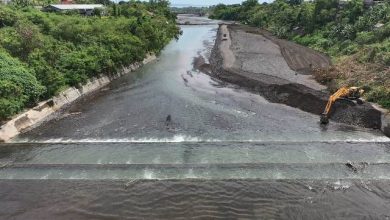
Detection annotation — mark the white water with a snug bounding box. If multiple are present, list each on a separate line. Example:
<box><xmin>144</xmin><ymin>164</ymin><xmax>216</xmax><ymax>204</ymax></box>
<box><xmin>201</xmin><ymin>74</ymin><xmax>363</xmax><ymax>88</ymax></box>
<box><xmin>15</xmin><ymin>134</ymin><xmax>390</xmax><ymax>144</ymax></box>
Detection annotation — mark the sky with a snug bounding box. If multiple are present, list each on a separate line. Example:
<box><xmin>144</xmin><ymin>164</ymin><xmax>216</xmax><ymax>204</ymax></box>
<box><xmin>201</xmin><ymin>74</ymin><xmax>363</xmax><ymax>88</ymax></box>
<box><xmin>170</xmin><ymin>0</ymin><xmax>274</xmax><ymax>7</ymax></box>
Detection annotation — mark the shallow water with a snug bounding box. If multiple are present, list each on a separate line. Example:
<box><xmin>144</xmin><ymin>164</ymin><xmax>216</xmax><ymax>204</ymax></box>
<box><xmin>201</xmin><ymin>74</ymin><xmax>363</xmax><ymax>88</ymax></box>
<box><xmin>1</xmin><ymin>142</ymin><xmax>390</xmax><ymax>180</ymax></box>
<box><xmin>1</xmin><ymin>179</ymin><xmax>390</xmax><ymax>220</ymax></box>
<box><xmin>1</xmin><ymin>21</ymin><xmax>390</xmax><ymax>219</ymax></box>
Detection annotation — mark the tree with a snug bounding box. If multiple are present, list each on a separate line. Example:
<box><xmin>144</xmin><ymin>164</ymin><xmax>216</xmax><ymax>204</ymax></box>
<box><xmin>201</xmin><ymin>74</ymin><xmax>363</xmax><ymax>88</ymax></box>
<box><xmin>11</xmin><ymin>0</ymin><xmax>31</xmax><ymax>7</ymax></box>
<box><xmin>242</xmin><ymin>0</ymin><xmax>258</xmax><ymax>9</ymax></box>
<box><xmin>313</xmin><ymin>0</ymin><xmax>338</xmax><ymax>26</ymax></box>
<box><xmin>0</xmin><ymin>50</ymin><xmax>45</xmax><ymax>120</ymax></box>
<box><xmin>297</xmin><ymin>2</ymin><xmax>315</xmax><ymax>32</ymax></box>
<box><xmin>344</xmin><ymin>0</ymin><xmax>364</xmax><ymax>23</ymax></box>
<box><xmin>287</xmin><ymin>0</ymin><xmax>303</xmax><ymax>5</ymax></box>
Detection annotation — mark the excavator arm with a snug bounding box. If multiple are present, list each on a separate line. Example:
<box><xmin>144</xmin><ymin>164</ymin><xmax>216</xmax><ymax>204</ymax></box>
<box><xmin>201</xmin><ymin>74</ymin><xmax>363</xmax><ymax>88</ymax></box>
<box><xmin>323</xmin><ymin>87</ymin><xmax>350</xmax><ymax>117</ymax></box>
<box><xmin>320</xmin><ymin>87</ymin><xmax>364</xmax><ymax>124</ymax></box>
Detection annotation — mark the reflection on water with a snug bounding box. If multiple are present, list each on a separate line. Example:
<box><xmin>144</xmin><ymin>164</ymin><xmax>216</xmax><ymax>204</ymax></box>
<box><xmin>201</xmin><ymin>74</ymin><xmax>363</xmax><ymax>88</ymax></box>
<box><xmin>0</xmin><ymin>179</ymin><xmax>390</xmax><ymax>220</ymax></box>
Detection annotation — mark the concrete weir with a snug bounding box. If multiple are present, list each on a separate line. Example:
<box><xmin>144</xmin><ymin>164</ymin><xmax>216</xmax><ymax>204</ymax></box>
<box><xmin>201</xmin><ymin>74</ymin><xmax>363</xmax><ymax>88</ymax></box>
<box><xmin>210</xmin><ymin>24</ymin><xmax>390</xmax><ymax>137</ymax></box>
<box><xmin>0</xmin><ymin>54</ymin><xmax>156</xmax><ymax>142</ymax></box>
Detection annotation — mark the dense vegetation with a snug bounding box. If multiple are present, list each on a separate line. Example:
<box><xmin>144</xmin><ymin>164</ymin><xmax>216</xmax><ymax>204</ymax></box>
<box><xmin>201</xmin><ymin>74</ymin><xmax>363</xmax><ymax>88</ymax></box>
<box><xmin>0</xmin><ymin>1</ymin><xmax>180</xmax><ymax>121</ymax></box>
<box><xmin>210</xmin><ymin>0</ymin><xmax>390</xmax><ymax>108</ymax></box>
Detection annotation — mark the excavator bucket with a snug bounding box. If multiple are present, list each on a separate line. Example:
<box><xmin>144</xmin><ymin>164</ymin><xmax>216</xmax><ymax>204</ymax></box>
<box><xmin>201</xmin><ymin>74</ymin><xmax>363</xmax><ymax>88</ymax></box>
<box><xmin>320</xmin><ymin>114</ymin><xmax>329</xmax><ymax>124</ymax></box>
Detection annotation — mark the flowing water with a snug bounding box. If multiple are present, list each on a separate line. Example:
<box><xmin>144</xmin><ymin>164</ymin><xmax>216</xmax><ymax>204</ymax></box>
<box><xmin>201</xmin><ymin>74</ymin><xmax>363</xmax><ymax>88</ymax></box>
<box><xmin>1</xmin><ymin>20</ymin><xmax>390</xmax><ymax>219</ymax></box>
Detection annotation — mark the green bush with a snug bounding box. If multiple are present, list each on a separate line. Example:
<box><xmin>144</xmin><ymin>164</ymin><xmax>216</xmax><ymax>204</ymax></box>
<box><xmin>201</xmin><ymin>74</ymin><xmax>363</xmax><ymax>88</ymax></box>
<box><xmin>293</xmin><ymin>33</ymin><xmax>327</xmax><ymax>48</ymax></box>
<box><xmin>355</xmin><ymin>31</ymin><xmax>376</xmax><ymax>44</ymax></box>
<box><xmin>375</xmin><ymin>23</ymin><xmax>390</xmax><ymax>42</ymax></box>
<box><xmin>366</xmin><ymin>86</ymin><xmax>390</xmax><ymax>109</ymax></box>
<box><xmin>341</xmin><ymin>42</ymin><xmax>359</xmax><ymax>55</ymax></box>
<box><xmin>0</xmin><ymin>98</ymin><xmax>24</xmax><ymax>120</ymax></box>
<box><xmin>0</xmin><ymin>3</ymin><xmax>181</xmax><ymax>120</ymax></box>
<box><xmin>0</xmin><ymin>51</ymin><xmax>45</xmax><ymax>120</ymax></box>
<box><xmin>0</xmin><ymin>6</ymin><xmax>20</xmax><ymax>27</ymax></box>
<box><xmin>375</xmin><ymin>51</ymin><xmax>390</xmax><ymax>65</ymax></box>
<box><xmin>0</xmin><ymin>51</ymin><xmax>45</xmax><ymax>103</ymax></box>
<box><xmin>28</xmin><ymin>50</ymin><xmax>66</xmax><ymax>98</ymax></box>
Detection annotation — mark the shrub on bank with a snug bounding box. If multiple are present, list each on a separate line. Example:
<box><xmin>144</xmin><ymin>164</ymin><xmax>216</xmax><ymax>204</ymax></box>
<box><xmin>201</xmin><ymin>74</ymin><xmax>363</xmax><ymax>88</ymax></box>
<box><xmin>0</xmin><ymin>51</ymin><xmax>45</xmax><ymax>120</ymax></box>
<box><xmin>0</xmin><ymin>2</ymin><xmax>179</xmax><ymax>121</ymax></box>
<box><xmin>366</xmin><ymin>86</ymin><xmax>390</xmax><ymax>109</ymax></box>
<box><xmin>0</xmin><ymin>3</ymin><xmax>180</xmax><ymax>121</ymax></box>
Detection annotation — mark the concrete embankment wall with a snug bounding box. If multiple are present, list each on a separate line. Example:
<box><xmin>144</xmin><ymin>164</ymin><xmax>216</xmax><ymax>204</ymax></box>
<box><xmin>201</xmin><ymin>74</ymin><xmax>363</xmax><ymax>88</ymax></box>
<box><xmin>0</xmin><ymin>54</ymin><xmax>156</xmax><ymax>142</ymax></box>
<box><xmin>383</xmin><ymin>115</ymin><xmax>390</xmax><ymax>137</ymax></box>
<box><xmin>210</xmin><ymin>24</ymin><xmax>390</xmax><ymax>137</ymax></box>
<box><xmin>374</xmin><ymin>105</ymin><xmax>390</xmax><ymax>137</ymax></box>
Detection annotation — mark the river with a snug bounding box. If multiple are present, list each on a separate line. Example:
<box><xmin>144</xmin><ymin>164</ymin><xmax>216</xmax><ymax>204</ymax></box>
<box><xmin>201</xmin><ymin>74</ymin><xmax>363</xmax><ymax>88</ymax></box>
<box><xmin>0</xmin><ymin>21</ymin><xmax>390</xmax><ymax>219</ymax></box>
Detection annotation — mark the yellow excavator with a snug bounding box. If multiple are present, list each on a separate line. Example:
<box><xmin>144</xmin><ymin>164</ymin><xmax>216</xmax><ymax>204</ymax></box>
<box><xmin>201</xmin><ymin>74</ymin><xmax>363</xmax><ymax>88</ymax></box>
<box><xmin>320</xmin><ymin>86</ymin><xmax>365</xmax><ymax>124</ymax></box>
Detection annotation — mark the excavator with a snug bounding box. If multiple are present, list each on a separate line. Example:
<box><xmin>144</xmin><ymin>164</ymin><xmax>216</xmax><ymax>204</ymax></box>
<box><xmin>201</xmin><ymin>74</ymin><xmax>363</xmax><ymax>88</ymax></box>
<box><xmin>320</xmin><ymin>86</ymin><xmax>365</xmax><ymax>124</ymax></box>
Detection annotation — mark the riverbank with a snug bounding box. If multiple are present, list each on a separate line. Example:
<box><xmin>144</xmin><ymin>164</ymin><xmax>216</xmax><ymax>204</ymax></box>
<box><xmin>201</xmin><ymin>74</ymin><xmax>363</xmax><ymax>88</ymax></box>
<box><xmin>0</xmin><ymin>55</ymin><xmax>156</xmax><ymax>142</ymax></box>
<box><xmin>176</xmin><ymin>14</ymin><xmax>221</xmax><ymax>25</ymax></box>
<box><xmin>0</xmin><ymin>5</ymin><xmax>180</xmax><ymax>125</ymax></box>
<box><xmin>209</xmin><ymin>24</ymin><xmax>390</xmax><ymax>137</ymax></box>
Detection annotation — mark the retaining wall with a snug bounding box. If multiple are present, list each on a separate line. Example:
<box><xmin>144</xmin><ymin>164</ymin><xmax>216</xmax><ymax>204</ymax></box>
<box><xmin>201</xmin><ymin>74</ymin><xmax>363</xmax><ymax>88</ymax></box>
<box><xmin>0</xmin><ymin>54</ymin><xmax>156</xmax><ymax>142</ymax></box>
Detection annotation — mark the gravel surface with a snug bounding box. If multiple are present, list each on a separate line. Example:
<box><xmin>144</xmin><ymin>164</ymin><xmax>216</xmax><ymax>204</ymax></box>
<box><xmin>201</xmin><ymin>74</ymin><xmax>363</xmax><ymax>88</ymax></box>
<box><xmin>224</xmin><ymin>24</ymin><xmax>326</xmax><ymax>91</ymax></box>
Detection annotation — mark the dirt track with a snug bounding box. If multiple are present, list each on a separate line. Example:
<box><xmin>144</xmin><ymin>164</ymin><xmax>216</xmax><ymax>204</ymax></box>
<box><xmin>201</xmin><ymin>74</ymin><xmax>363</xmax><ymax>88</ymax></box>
<box><xmin>226</xmin><ymin>25</ymin><xmax>326</xmax><ymax>90</ymax></box>
<box><xmin>209</xmin><ymin>24</ymin><xmax>383</xmax><ymax>130</ymax></box>
<box><xmin>237</xmin><ymin>25</ymin><xmax>332</xmax><ymax>74</ymax></box>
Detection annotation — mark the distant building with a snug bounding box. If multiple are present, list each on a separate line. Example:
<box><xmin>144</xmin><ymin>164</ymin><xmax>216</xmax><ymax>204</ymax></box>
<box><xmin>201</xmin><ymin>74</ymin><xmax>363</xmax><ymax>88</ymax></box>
<box><xmin>44</xmin><ymin>4</ymin><xmax>104</xmax><ymax>15</ymax></box>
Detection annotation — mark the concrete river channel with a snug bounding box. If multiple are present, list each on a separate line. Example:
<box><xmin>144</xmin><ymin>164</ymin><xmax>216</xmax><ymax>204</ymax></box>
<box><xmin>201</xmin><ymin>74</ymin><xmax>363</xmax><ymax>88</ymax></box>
<box><xmin>0</xmin><ymin>18</ymin><xmax>390</xmax><ymax>219</ymax></box>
